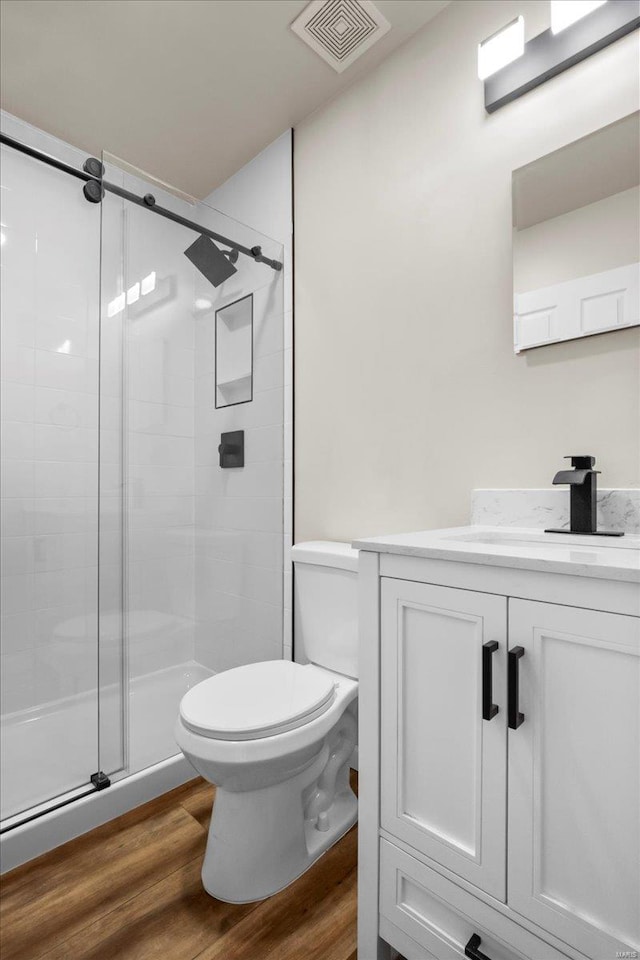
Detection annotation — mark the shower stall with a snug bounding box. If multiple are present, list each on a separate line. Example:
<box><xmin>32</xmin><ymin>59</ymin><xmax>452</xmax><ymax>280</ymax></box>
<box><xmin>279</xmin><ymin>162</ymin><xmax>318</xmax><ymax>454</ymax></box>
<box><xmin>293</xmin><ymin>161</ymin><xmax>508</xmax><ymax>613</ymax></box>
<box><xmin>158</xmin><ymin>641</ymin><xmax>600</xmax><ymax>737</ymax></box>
<box><xmin>0</xmin><ymin>112</ymin><xmax>287</xmax><ymax>866</ymax></box>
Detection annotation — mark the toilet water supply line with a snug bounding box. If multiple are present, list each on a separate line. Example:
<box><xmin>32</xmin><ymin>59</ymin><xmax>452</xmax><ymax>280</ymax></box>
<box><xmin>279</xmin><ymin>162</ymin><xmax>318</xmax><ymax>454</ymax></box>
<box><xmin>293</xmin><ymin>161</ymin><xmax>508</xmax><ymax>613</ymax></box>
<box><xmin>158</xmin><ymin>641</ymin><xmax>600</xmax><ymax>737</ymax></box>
<box><xmin>304</xmin><ymin>709</ymin><xmax>357</xmax><ymax>832</ymax></box>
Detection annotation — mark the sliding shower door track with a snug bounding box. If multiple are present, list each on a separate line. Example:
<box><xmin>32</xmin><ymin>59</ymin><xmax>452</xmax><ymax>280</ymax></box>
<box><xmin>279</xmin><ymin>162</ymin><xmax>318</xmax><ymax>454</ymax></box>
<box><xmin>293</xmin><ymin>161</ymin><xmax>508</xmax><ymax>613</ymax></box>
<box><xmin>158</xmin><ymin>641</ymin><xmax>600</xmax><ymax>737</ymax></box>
<box><xmin>0</xmin><ymin>132</ymin><xmax>283</xmax><ymax>272</ymax></box>
<box><xmin>0</xmin><ymin>774</ymin><xmax>113</xmax><ymax>835</ymax></box>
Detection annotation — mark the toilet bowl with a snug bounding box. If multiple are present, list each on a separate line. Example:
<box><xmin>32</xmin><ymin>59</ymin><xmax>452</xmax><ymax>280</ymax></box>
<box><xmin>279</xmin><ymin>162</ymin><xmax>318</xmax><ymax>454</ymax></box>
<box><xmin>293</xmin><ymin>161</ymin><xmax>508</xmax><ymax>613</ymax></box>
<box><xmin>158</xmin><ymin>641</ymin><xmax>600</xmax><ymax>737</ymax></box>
<box><xmin>175</xmin><ymin>540</ymin><xmax>359</xmax><ymax>903</ymax></box>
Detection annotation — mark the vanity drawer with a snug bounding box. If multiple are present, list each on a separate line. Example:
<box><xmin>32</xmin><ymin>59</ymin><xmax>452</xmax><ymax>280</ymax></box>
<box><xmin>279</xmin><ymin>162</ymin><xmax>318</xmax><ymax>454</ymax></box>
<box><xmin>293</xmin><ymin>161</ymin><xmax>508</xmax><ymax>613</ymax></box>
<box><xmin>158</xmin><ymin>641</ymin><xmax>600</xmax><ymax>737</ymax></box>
<box><xmin>379</xmin><ymin>840</ymin><xmax>573</xmax><ymax>960</ymax></box>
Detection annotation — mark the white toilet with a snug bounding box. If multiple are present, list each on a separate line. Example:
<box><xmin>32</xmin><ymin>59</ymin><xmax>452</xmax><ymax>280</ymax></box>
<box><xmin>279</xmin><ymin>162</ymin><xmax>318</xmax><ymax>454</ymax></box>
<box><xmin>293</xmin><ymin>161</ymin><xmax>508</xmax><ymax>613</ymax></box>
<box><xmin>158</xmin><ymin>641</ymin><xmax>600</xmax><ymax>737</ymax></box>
<box><xmin>175</xmin><ymin>540</ymin><xmax>359</xmax><ymax>903</ymax></box>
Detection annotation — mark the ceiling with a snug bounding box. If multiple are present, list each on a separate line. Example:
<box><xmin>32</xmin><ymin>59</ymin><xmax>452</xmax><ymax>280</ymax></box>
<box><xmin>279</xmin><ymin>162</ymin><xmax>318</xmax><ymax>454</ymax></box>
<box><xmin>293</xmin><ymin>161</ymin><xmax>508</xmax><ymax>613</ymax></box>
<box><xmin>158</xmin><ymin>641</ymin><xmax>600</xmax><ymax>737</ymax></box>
<box><xmin>0</xmin><ymin>0</ymin><xmax>449</xmax><ymax>198</ymax></box>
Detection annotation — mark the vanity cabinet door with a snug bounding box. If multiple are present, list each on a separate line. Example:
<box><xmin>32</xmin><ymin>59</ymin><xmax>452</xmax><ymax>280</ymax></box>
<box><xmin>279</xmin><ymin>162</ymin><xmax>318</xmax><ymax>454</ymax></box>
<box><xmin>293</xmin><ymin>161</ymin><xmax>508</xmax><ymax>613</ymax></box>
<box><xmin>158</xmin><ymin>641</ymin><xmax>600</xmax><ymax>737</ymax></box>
<box><xmin>381</xmin><ymin>579</ymin><xmax>507</xmax><ymax>901</ymax></box>
<box><xmin>508</xmin><ymin>600</ymin><xmax>640</xmax><ymax>960</ymax></box>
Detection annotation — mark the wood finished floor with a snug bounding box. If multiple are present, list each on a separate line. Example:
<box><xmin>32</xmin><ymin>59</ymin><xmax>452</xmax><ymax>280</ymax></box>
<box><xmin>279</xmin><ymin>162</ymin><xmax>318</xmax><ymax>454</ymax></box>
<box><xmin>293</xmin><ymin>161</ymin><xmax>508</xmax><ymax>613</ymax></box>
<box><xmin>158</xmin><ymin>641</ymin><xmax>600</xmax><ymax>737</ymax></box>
<box><xmin>0</xmin><ymin>775</ymin><xmax>358</xmax><ymax>960</ymax></box>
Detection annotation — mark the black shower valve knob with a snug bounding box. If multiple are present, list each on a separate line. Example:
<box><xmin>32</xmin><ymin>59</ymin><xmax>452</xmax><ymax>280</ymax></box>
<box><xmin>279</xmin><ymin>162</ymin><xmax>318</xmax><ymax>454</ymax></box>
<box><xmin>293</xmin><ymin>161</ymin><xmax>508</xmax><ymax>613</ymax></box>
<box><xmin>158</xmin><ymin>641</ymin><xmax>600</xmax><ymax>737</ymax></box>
<box><xmin>218</xmin><ymin>431</ymin><xmax>244</xmax><ymax>468</ymax></box>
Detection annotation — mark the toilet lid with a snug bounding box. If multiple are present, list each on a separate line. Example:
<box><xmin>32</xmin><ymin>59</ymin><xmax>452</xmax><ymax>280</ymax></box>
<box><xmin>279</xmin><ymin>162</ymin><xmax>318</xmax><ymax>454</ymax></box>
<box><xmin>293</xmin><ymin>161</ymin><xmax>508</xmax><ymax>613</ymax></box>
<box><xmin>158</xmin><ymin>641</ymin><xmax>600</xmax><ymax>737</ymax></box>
<box><xmin>179</xmin><ymin>661</ymin><xmax>336</xmax><ymax>740</ymax></box>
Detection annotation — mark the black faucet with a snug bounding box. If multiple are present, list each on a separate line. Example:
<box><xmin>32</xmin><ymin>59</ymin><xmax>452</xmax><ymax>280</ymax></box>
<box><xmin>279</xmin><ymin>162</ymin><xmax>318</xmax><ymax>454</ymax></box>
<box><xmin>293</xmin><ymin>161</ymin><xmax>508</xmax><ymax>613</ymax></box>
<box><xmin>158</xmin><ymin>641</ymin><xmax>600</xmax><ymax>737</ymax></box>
<box><xmin>545</xmin><ymin>455</ymin><xmax>623</xmax><ymax>537</ymax></box>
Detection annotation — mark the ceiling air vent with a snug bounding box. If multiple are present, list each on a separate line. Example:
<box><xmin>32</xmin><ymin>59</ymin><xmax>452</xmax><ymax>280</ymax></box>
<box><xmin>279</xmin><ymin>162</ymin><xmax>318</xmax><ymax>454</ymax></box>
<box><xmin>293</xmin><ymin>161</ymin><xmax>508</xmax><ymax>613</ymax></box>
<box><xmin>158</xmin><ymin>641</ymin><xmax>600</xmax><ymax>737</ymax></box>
<box><xmin>290</xmin><ymin>0</ymin><xmax>391</xmax><ymax>73</ymax></box>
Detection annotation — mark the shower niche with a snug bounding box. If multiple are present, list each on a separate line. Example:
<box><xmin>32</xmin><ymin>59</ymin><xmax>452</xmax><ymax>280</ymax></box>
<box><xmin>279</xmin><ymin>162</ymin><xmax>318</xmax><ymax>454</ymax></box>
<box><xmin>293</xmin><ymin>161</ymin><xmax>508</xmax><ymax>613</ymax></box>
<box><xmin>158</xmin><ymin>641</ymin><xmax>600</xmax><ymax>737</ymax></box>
<box><xmin>215</xmin><ymin>293</ymin><xmax>253</xmax><ymax>407</ymax></box>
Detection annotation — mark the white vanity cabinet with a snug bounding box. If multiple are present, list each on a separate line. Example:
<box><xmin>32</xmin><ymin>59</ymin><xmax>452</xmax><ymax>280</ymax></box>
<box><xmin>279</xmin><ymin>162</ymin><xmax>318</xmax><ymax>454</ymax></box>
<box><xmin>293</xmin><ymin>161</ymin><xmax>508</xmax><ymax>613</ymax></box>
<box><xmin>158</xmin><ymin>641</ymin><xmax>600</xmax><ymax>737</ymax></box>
<box><xmin>380</xmin><ymin>580</ymin><xmax>508</xmax><ymax>901</ymax></box>
<box><xmin>355</xmin><ymin>528</ymin><xmax>640</xmax><ymax>960</ymax></box>
<box><xmin>507</xmin><ymin>600</ymin><xmax>640</xmax><ymax>959</ymax></box>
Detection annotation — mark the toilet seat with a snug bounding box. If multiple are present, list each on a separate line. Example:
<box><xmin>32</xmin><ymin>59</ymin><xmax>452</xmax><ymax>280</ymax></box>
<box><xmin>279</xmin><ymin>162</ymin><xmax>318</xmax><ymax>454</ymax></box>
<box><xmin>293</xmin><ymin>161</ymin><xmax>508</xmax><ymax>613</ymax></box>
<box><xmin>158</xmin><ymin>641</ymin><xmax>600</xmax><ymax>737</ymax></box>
<box><xmin>179</xmin><ymin>660</ymin><xmax>336</xmax><ymax>741</ymax></box>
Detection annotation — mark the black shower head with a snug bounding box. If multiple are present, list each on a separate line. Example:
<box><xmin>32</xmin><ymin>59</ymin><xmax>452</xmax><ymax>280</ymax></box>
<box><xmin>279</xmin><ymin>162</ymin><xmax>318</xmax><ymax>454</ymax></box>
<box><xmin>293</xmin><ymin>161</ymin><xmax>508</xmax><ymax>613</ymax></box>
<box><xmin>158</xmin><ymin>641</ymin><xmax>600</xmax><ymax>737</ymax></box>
<box><xmin>184</xmin><ymin>234</ymin><xmax>238</xmax><ymax>288</ymax></box>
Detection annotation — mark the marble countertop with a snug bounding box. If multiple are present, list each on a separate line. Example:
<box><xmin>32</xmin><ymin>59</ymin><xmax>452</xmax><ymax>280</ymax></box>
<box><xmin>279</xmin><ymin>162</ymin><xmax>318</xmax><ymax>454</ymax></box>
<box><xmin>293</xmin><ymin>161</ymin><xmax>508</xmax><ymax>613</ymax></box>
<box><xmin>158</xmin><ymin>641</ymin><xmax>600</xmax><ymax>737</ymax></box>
<box><xmin>352</xmin><ymin>526</ymin><xmax>640</xmax><ymax>583</ymax></box>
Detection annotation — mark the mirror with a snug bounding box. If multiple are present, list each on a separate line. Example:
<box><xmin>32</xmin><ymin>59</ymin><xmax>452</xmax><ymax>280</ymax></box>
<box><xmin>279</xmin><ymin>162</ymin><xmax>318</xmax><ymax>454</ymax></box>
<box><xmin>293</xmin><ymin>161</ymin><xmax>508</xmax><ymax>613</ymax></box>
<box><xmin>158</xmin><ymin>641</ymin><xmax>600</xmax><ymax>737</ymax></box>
<box><xmin>512</xmin><ymin>112</ymin><xmax>639</xmax><ymax>353</ymax></box>
<box><xmin>215</xmin><ymin>293</ymin><xmax>253</xmax><ymax>408</ymax></box>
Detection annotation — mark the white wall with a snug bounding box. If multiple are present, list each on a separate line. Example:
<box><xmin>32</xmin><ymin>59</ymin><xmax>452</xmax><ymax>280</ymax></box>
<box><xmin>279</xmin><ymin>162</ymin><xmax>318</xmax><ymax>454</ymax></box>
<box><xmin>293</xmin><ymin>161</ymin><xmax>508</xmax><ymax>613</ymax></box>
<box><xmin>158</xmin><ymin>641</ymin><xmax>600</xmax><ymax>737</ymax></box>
<box><xmin>294</xmin><ymin>1</ymin><xmax>640</xmax><ymax>542</ymax></box>
<box><xmin>195</xmin><ymin>131</ymin><xmax>294</xmax><ymax>666</ymax></box>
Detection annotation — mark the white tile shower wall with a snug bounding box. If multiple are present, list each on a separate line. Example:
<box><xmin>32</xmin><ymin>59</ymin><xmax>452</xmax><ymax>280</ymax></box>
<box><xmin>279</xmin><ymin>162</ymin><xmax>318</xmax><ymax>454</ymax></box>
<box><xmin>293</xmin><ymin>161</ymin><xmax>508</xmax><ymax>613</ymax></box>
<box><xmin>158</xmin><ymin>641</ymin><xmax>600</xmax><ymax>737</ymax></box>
<box><xmin>195</xmin><ymin>131</ymin><xmax>293</xmax><ymax>670</ymax></box>
<box><xmin>107</xmin><ymin>188</ymin><xmax>198</xmax><ymax>679</ymax></box>
<box><xmin>193</xmin><ymin>274</ymin><xmax>285</xmax><ymax>672</ymax></box>
<box><xmin>1</xmin><ymin>113</ymin><xmax>101</xmax><ymax>714</ymax></box>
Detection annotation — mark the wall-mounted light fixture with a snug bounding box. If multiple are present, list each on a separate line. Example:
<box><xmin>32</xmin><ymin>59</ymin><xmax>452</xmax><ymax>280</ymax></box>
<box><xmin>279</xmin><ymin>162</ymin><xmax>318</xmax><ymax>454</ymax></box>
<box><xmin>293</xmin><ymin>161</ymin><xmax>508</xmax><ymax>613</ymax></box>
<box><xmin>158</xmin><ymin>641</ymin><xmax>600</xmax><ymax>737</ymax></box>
<box><xmin>551</xmin><ymin>0</ymin><xmax>607</xmax><ymax>34</ymax></box>
<box><xmin>482</xmin><ymin>0</ymin><xmax>639</xmax><ymax>113</ymax></box>
<box><xmin>478</xmin><ymin>17</ymin><xmax>525</xmax><ymax>79</ymax></box>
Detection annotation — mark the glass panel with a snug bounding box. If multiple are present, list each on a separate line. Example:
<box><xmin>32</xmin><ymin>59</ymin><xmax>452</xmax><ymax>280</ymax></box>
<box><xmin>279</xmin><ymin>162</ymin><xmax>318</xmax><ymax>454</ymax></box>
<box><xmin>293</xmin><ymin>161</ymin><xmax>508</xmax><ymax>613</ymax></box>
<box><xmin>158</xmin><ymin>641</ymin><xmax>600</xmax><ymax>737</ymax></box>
<box><xmin>0</xmin><ymin>118</ymin><xmax>101</xmax><ymax>821</ymax></box>
<box><xmin>0</xmin><ymin>122</ymin><xmax>284</xmax><ymax>823</ymax></box>
<box><xmin>99</xmin><ymin>153</ymin><xmax>284</xmax><ymax>776</ymax></box>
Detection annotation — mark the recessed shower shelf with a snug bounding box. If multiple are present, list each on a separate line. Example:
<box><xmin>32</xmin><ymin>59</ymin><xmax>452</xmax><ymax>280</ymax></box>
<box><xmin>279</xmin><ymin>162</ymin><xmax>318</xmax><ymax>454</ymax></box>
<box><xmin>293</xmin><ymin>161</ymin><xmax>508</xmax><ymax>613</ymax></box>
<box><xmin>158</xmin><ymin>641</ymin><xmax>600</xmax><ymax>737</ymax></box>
<box><xmin>218</xmin><ymin>374</ymin><xmax>251</xmax><ymax>390</ymax></box>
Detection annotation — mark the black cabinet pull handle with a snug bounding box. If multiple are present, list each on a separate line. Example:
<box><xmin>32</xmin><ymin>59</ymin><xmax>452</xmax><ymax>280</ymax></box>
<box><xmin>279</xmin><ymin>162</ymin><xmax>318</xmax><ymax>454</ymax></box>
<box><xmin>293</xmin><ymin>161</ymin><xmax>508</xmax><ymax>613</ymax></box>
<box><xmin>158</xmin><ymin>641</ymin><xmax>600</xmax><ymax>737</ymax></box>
<box><xmin>465</xmin><ymin>933</ymin><xmax>494</xmax><ymax>960</ymax></box>
<box><xmin>482</xmin><ymin>641</ymin><xmax>499</xmax><ymax>721</ymax></box>
<box><xmin>508</xmin><ymin>646</ymin><xmax>525</xmax><ymax>729</ymax></box>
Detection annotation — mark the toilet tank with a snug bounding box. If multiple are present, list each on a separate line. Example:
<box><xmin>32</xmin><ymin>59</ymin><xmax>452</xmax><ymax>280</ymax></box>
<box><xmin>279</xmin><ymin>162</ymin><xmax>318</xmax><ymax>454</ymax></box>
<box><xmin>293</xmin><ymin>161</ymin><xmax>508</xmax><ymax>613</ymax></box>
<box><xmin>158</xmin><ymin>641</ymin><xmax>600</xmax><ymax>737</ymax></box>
<box><xmin>291</xmin><ymin>541</ymin><xmax>359</xmax><ymax>680</ymax></box>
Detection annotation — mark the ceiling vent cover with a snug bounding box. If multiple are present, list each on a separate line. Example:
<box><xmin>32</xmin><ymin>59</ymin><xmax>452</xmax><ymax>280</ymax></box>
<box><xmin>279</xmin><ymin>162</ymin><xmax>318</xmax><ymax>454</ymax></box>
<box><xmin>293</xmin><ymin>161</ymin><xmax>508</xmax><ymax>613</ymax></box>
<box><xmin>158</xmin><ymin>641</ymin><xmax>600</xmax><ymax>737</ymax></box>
<box><xmin>291</xmin><ymin>0</ymin><xmax>391</xmax><ymax>73</ymax></box>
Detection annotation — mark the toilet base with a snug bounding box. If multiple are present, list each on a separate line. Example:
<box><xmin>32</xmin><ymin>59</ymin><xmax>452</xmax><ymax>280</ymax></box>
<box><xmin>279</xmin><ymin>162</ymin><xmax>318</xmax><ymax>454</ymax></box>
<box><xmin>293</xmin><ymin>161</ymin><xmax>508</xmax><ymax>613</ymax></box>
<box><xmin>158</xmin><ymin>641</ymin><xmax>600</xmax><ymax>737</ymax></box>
<box><xmin>201</xmin><ymin>748</ymin><xmax>357</xmax><ymax>903</ymax></box>
<box><xmin>303</xmin><ymin>781</ymin><xmax>358</xmax><ymax>864</ymax></box>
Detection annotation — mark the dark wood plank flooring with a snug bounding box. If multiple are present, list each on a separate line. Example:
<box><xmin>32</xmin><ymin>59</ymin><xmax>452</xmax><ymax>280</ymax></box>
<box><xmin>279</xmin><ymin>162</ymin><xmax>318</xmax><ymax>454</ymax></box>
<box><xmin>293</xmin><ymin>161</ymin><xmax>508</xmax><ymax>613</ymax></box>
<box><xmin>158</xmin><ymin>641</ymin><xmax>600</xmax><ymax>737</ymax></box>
<box><xmin>0</xmin><ymin>775</ymin><xmax>358</xmax><ymax>960</ymax></box>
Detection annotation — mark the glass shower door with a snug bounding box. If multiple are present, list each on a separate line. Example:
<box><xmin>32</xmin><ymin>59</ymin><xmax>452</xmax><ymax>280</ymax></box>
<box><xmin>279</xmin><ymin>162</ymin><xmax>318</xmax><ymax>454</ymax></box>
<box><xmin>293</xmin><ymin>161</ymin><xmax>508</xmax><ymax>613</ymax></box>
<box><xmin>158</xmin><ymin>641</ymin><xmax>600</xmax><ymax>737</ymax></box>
<box><xmin>99</xmin><ymin>152</ymin><xmax>285</xmax><ymax>778</ymax></box>
<box><xmin>0</xmin><ymin>122</ymin><xmax>103</xmax><ymax>824</ymax></box>
<box><xmin>1</xmin><ymin>120</ymin><xmax>285</xmax><ymax>828</ymax></box>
